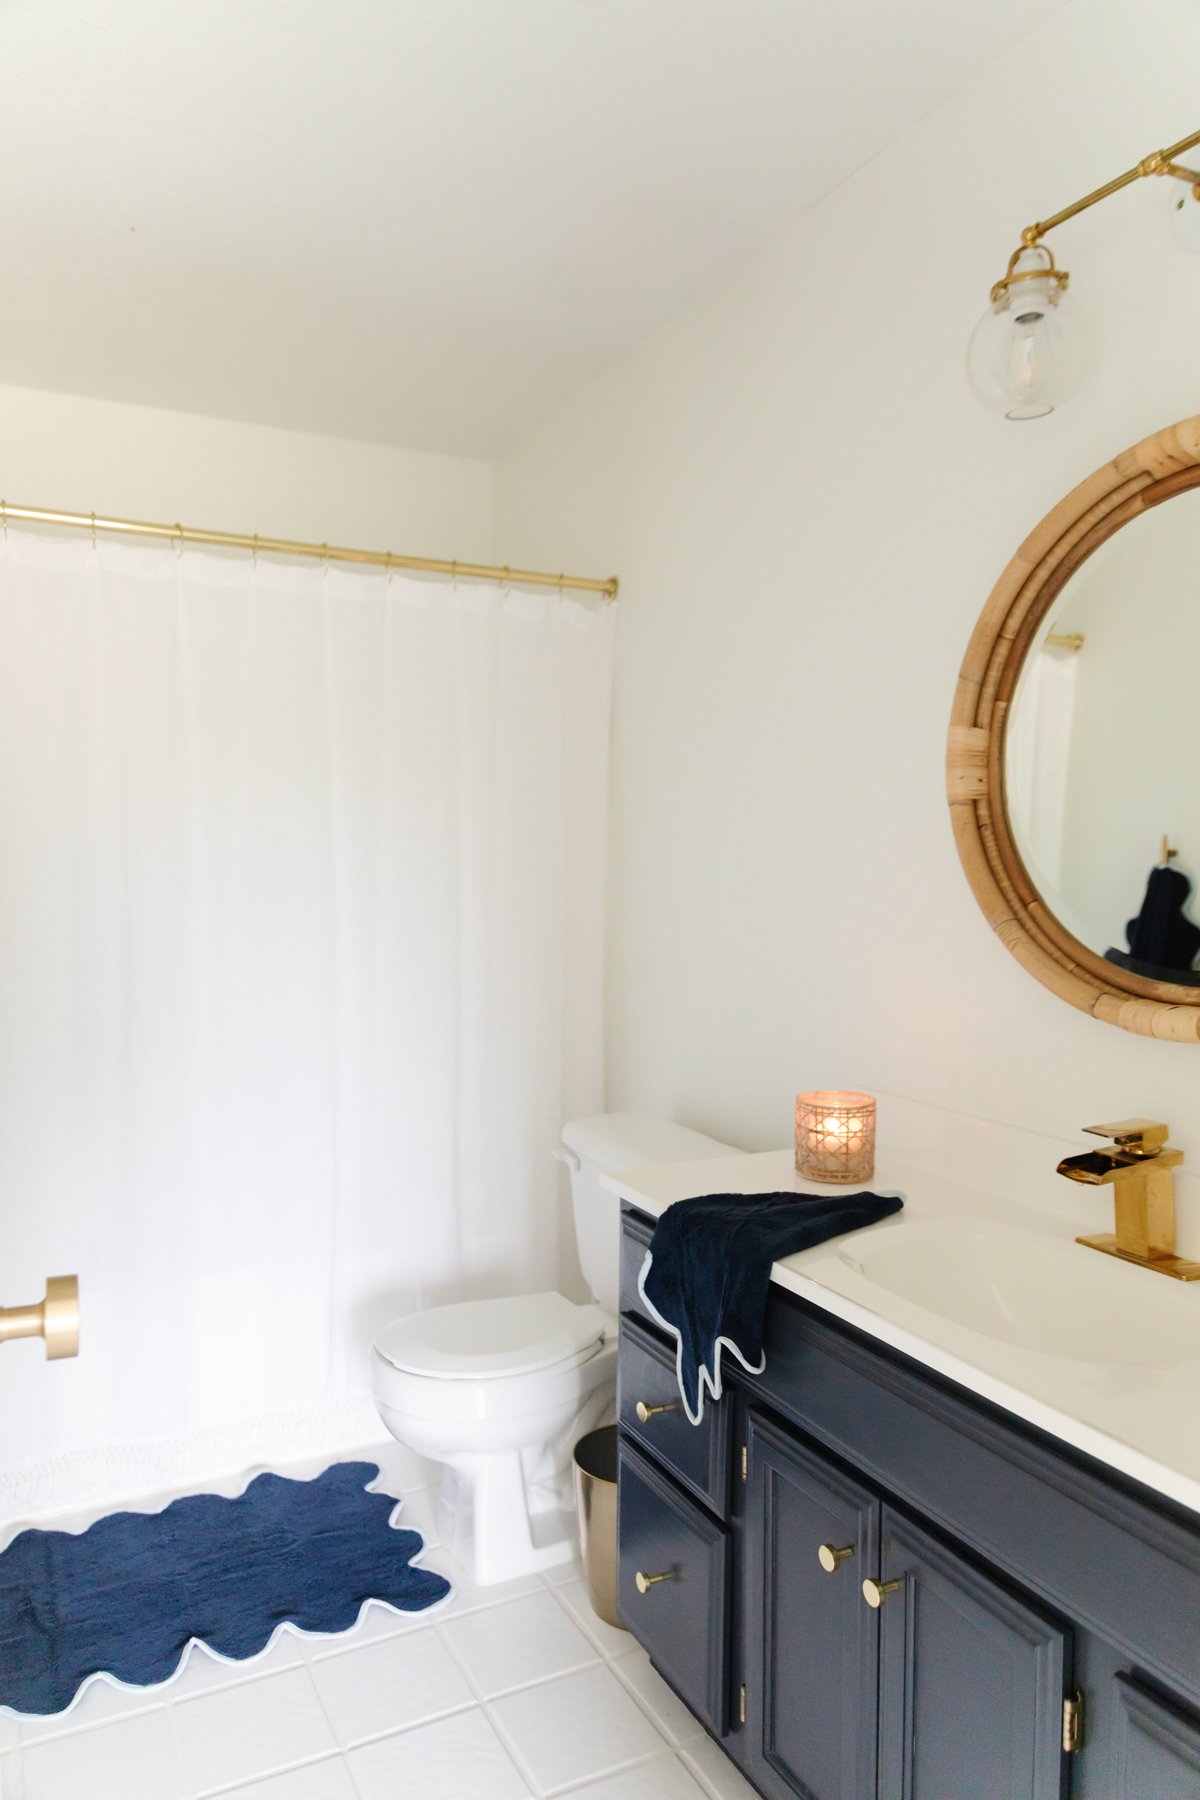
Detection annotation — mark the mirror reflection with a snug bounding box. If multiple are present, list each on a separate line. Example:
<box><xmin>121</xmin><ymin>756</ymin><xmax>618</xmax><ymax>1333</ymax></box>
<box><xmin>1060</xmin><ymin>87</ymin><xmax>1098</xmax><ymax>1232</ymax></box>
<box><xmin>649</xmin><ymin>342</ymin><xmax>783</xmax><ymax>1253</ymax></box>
<box><xmin>1005</xmin><ymin>486</ymin><xmax>1200</xmax><ymax>988</ymax></box>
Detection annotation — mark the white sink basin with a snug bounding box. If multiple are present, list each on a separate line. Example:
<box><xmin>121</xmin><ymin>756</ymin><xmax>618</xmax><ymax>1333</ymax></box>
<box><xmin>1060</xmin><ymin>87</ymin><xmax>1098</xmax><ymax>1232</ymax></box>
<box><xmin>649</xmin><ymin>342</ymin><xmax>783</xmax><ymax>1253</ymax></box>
<box><xmin>829</xmin><ymin>1220</ymin><xmax>1200</xmax><ymax>1367</ymax></box>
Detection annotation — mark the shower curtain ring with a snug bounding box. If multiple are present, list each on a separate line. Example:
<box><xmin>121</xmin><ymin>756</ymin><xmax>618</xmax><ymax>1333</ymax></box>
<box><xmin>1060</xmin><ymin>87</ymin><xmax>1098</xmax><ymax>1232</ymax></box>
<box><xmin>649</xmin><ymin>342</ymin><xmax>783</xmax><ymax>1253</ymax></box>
<box><xmin>90</xmin><ymin>513</ymin><xmax>97</xmax><ymax>552</ymax></box>
<box><xmin>502</xmin><ymin>565</ymin><xmax>511</xmax><ymax>596</ymax></box>
<box><xmin>174</xmin><ymin>523</ymin><xmax>185</xmax><ymax>561</ymax></box>
<box><xmin>451</xmin><ymin>560</ymin><xmax>459</xmax><ymax>591</ymax></box>
<box><xmin>0</xmin><ymin>500</ymin><xmax>7</xmax><ymax>542</ymax></box>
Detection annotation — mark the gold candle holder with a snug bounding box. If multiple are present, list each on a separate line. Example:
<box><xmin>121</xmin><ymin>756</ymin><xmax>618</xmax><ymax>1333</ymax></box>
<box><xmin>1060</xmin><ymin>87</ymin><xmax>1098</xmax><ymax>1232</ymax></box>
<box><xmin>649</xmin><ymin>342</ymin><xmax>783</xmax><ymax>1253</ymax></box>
<box><xmin>795</xmin><ymin>1092</ymin><xmax>876</xmax><ymax>1185</ymax></box>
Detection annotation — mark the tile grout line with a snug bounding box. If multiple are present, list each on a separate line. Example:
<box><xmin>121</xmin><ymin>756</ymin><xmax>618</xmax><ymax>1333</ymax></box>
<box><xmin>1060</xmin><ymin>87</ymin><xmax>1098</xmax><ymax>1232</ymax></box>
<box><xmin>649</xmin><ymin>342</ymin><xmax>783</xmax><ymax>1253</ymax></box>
<box><xmin>537</xmin><ymin>1582</ymin><xmax>727</xmax><ymax>1798</ymax></box>
<box><xmin>538</xmin><ymin>1574</ymin><xmax>636</xmax><ymax>1664</ymax></box>
<box><xmin>678</xmin><ymin>1743</ymin><xmax>749</xmax><ymax>1800</ymax></box>
<box><xmin>161</xmin><ymin>1695</ymin><xmax>197</xmax><ymax>1800</ymax></box>
<box><xmin>170</xmin><ymin>1665</ymin><xmax>359</xmax><ymax>1800</ymax></box>
<box><xmin>432</xmin><ymin>1614</ymin><xmax>547</xmax><ymax>1797</ymax></box>
<box><xmin>287</xmin><ymin>1658</ymin><xmax>370</xmax><ymax>1800</ymax></box>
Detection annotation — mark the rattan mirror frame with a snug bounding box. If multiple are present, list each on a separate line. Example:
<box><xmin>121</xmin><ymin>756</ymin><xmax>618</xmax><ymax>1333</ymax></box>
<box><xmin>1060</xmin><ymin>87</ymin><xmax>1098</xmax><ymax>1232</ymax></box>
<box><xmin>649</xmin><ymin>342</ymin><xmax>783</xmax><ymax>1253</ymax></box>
<box><xmin>947</xmin><ymin>414</ymin><xmax>1200</xmax><ymax>1042</ymax></box>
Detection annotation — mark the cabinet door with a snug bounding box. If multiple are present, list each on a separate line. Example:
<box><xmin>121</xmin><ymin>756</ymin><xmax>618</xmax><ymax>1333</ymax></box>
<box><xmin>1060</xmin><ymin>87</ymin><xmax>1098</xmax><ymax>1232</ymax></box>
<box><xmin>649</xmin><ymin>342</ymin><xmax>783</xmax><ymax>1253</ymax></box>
<box><xmin>617</xmin><ymin>1439</ymin><xmax>731</xmax><ymax>1738</ymax></box>
<box><xmin>1113</xmin><ymin>1677</ymin><xmax>1200</xmax><ymax>1798</ymax></box>
<box><xmin>742</xmin><ymin>1411</ymin><xmax>879</xmax><ymax>1800</ymax></box>
<box><xmin>876</xmin><ymin>1509</ymin><xmax>1070</xmax><ymax>1800</ymax></box>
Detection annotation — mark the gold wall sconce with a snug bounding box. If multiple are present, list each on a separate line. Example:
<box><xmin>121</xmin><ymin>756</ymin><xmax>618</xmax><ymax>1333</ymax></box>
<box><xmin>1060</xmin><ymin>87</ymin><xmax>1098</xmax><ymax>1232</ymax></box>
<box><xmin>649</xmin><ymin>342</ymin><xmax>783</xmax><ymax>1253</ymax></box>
<box><xmin>0</xmin><ymin>1274</ymin><xmax>80</xmax><ymax>1358</ymax></box>
<box><xmin>968</xmin><ymin>127</ymin><xmax>1200</xmax><ymax>420</ymax></box>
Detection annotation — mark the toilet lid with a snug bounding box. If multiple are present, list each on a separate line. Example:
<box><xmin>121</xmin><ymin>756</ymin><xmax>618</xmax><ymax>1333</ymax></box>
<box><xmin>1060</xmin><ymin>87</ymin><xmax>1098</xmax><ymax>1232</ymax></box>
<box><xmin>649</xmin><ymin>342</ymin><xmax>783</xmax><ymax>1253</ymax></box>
<box><xmin>374</xmin><ymin>1291</ymin><xmax>608</xmax><ymax>1380</ymax></box>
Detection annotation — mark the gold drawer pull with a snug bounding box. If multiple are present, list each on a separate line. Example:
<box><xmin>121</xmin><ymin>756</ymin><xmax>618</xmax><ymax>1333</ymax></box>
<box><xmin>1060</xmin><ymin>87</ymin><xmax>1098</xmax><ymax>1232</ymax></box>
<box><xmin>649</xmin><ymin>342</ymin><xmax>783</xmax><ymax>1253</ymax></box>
<box><xmin>862</xmin><ymin>1576</ymin><xmax>904</xmax><ymax>1609</ymax></box>
<box><xmin>635</xmin><ymin>1400</ymin><xmax>679</xmax><ymax>1423</ymax></box>
<box><xmin>635</xmin><ymin>1569</ymin><xmax>674</xmax><ymax>1594</ymax></box>
<box><xmin>818</xmin><ymin>1542</ymin><xmax>855</xmax><ymax>1573</ymax></box>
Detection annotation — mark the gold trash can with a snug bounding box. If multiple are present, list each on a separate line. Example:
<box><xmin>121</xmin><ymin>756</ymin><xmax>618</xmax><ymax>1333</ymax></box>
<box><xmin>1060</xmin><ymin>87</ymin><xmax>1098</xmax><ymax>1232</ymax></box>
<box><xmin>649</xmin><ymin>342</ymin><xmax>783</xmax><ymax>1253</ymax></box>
<box><xmin>573</xmin><ymin>1424</ymin><xmax>626</xmax><ymax>1632</ymax></box>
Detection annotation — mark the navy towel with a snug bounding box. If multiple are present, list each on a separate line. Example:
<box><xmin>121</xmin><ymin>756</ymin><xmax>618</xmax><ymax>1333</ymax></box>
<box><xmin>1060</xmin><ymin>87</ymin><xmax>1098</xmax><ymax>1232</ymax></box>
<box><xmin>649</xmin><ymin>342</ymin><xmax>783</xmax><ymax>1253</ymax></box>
<box><xmin>638</xmin><ymin>1191</ymin><xmax>904</xmax><ymax>1424</ymax></box>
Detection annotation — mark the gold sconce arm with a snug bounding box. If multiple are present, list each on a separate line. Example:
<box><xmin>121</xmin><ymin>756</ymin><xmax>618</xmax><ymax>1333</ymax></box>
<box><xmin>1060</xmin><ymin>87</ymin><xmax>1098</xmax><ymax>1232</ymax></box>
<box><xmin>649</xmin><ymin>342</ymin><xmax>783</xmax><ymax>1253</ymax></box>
<box><xmin>0</xmin><ymin>1275</ymin><xmax>80</xmax><ymax>1358</ymax></box>
<box><xmin>1015</xmin><ymin>126</ymin><xmax>1200</xmax><ymax>252</ymax></box>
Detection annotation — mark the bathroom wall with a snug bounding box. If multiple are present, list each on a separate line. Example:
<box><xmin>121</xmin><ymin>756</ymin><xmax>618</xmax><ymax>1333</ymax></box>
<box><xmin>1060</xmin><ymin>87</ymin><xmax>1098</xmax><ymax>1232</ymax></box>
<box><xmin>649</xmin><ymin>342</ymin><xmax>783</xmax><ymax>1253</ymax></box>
<box><xmin>494</xmin><ymin>0</ymin><xmax>1200</xmax><ymax>1157</ymax></box>
<box><xmin>0</xmin><ymin>379</ymin><xmax>494</xmax><ymax>558</ymax></box>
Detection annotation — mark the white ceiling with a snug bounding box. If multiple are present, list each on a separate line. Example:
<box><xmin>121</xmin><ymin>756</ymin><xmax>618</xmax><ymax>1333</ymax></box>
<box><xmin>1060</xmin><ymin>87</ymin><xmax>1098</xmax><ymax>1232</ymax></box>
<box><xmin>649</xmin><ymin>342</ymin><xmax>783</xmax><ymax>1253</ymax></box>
<box><xmin>0</xmin><ymin>0</ymin><xmax>1064</xmax><ymax>458</ymax></box>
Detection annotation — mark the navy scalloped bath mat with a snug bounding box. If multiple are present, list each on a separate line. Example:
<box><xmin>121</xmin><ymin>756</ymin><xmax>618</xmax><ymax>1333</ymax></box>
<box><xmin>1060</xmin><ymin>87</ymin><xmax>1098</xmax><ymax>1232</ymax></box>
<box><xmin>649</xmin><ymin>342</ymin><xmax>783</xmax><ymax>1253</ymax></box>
<box><xmin>0</xmin><ymin>1461</ymin><xmax>451</xmax><ymax>1717</ymax></box>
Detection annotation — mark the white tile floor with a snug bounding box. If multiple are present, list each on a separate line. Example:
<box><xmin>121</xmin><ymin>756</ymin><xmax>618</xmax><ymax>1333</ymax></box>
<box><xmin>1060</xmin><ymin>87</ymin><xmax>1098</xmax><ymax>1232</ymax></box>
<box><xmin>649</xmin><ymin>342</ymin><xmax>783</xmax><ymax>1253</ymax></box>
<box><xmin>0</xmin><ymin>1445</ymin><xmax>758</xmax><ymax>1800</ymax></box>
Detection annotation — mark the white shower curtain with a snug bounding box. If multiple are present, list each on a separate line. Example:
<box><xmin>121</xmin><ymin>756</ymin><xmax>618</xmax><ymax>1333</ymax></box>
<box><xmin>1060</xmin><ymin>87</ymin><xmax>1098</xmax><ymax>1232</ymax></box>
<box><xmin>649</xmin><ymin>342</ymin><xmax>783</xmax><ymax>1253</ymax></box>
<box><xmin>0</xmin><ymin>529</ymin><xmax>614</xmax><ymax>1517</ymax></box>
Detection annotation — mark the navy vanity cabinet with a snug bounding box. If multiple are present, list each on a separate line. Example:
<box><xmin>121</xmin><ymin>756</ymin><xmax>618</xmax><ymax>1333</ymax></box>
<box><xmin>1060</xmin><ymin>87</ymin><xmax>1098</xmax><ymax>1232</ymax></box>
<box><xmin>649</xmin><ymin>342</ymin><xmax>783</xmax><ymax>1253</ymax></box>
<box><xmin>875</xmin><ymin>1508</ymin><xmax>1071</xmax><ymax>1800</ymax></box>
<box><xmin>617</xmin><ymin>1439</ymin><xmax>731</xmax><ymax>1738</ymax></box>
<box><xmin>742</xmin><ymin>1411</ymin><xmax>880</xmax><ymax>1800</ymax></box>
<box><xmin>616</xmin><ymin>1203</ymin><xmax>1200</xmax><ymax>1800</ymax></box>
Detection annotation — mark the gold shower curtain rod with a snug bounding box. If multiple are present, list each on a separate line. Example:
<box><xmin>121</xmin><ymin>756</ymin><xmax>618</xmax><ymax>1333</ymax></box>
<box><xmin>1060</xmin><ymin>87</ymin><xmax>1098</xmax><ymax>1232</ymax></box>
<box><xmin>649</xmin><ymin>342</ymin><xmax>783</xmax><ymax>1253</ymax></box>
<box><xmin>0</xmin><ymin>500</ymin><xmax>619</xmax><ymax>600</ymax></box>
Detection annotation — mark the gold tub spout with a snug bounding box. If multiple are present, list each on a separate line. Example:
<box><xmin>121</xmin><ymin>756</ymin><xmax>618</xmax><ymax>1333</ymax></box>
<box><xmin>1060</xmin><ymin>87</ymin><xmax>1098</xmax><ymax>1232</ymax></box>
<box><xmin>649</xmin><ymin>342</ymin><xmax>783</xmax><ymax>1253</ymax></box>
<box><xmin>0</xmin><ymin>1274</ymin><xmax>80</xmax><ymax>1358</ymax></box>
<box><xmin>1058</xmin><ymin>1120</ymin><xmax>1199</xmax><ymax>1281</ymax></box>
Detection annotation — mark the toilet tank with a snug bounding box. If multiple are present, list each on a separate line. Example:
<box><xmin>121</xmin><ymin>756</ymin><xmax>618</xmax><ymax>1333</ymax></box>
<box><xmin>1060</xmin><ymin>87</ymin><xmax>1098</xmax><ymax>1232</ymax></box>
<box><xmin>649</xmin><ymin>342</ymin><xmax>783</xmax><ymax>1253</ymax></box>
<box><xmin>560</xmin><ymin>1111</ymin><xmax>737</xmax><ymax>1315</ymax></box>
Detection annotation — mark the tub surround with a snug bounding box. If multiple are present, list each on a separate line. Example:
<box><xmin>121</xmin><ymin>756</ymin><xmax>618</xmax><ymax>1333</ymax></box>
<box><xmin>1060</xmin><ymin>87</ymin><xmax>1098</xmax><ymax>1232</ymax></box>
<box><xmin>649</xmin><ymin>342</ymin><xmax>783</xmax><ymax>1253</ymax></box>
<box><xmin>604</xmin><ymin>1095</ymin><xmax>1200</xmax><ymax>1516</ymax></box>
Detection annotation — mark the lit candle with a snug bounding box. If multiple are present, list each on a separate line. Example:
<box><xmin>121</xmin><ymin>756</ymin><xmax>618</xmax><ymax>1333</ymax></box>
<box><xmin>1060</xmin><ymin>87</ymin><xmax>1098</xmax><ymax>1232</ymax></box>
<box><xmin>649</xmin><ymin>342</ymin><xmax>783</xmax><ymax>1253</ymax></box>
<box><xmin>795</xmin><ymin>1091</ymin><xmax>876</xmax><ymax>1184</ymax></box>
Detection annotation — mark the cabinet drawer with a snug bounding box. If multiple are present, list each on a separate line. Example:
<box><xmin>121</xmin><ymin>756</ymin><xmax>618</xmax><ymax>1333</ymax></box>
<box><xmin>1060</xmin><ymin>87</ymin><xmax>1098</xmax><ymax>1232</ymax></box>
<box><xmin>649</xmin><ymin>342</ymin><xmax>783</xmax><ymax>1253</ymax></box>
<box><xmin>618</xmin><ymin>1439</ymin><xmax>731</xmax><ymax>1738</ymax></box>
<box><xmin>619</xmin><ymin>1316</ymin><xmax>731</xmax><ymax>1516</ymax></box>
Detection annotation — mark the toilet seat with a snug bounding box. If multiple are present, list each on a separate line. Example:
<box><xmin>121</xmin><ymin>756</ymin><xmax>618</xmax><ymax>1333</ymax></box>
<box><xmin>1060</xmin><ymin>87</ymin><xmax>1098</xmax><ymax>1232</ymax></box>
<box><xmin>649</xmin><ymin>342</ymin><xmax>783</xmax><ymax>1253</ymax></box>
<box><xmin>374</xmin><ymin>1291</ymin><xmax>607</xmax><ymax>1382</ymax></box>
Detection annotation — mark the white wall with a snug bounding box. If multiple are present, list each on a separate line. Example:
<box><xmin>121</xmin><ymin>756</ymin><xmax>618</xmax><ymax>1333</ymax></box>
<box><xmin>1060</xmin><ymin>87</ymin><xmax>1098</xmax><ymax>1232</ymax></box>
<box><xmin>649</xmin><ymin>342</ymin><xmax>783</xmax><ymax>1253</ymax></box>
<box><xmin>495</xmin><ymin>0</ymin><xmax>1200</xmax><ymax>1157</ymax></box>
<box><xmin>0</xmin><ymin>380</ymin><xmax>493</xmax><ymax>559</ymax></box>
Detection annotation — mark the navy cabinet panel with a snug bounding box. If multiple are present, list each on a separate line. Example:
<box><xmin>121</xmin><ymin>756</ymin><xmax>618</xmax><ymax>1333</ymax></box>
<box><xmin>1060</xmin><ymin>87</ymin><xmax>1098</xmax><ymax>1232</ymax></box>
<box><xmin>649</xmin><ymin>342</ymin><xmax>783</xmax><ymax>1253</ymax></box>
<box><xmin>617</xmin><ymin>1438</ymin><xmax>731</xmax><ymax>1738</ymax></box>
<box><xmin>619</xmin><ymin>1206</ymin><xmax>657</xmax><ymax>1333</ymax></box>
<box><xmin>743</xmin><ymin>1411</ymin><xmax>879</xmax><ymax>1800</ymax></box>
<box><xmin>1113</xmin><ymin>1678</ymin><xmax>1200</xmax><ymax>1798</ymax></box>
<box><xmin>877</xmin><ymin>1508</ymin><xmax>1070</xmax><ymax>1800</ymax></box>
<box><xmin>748</xmin><ymin>1286</ymin><xmax>1200</xmax><ymax>1706</ymax></box>
<box><xmin>619</xmin><ymin>1316</ymin><xmax>730</xmax><ymax>1516</ymax></box>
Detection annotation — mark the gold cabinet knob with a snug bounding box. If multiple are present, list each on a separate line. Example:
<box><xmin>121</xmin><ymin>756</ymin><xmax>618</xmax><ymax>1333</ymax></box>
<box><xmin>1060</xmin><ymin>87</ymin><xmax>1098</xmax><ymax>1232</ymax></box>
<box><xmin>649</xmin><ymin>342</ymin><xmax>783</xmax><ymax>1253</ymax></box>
<box><xmin>862</xmin><ymin>1577</ymin><xmax>904</xmax><ymax>1609</ymax></box>
<box><xmin>634</xmin><ymin>1400</ymin><xmax>679</xmax><ymax>1423</ymax></box>
<box><xmin>634</xmin><ymin>1569</ymin><xmax>674</xmax><ymax>1594</ymax></box>
<box><xmin>817</xmin><ymin>1542</ymin><xmax>855</xmax><ymax>1573</ymax></box>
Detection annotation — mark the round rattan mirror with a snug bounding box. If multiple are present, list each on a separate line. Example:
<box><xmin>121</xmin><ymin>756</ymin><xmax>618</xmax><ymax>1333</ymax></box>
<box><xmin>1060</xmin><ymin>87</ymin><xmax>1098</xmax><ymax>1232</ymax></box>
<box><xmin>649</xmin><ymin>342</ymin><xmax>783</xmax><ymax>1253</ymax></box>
<box><xmin>948</xmin><ymin>414</ymin><xmax>1200</xmax><ymax>1041</ymax></box>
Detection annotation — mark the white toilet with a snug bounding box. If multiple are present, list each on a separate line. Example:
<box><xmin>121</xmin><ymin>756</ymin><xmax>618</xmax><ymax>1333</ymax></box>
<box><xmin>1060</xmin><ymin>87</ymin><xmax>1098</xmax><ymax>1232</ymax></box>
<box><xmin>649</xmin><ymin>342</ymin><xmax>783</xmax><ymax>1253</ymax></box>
<box><xmin>368</xmin><ymin>1112</ymin><xmax>735</xmax><ymax>1585</ymax></box>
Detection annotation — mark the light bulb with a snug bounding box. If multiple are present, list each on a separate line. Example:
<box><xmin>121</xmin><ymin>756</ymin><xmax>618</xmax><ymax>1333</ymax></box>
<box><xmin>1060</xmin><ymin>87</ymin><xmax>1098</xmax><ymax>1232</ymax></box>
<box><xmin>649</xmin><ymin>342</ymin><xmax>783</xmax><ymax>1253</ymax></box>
<box><xmin>967</xmin><ymin>247</ymin><xmax>1085</xmax><ymax>420</ymax></box>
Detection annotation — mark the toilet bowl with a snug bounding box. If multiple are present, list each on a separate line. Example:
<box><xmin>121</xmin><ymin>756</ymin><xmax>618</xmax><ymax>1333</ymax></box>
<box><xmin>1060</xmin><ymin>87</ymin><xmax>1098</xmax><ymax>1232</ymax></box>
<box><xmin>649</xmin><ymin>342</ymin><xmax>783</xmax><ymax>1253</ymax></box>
<box><xmin>368</xmin><ymin>1113</ymin><xmax>736</xmax><ymax>1585</ymax></box>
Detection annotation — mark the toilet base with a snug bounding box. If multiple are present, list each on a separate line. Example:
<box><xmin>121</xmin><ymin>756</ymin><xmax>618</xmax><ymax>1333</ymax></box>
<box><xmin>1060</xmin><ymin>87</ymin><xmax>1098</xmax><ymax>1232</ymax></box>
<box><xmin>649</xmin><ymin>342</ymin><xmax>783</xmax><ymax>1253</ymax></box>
<box><xmin>433</xmin><ymin>1377</ymin><xmax>615</xmax><ymax>1586</ymax></box>
<box><xmin>438</xmin><ymin>1450</ymin><xmax>578</xmax><ymax>1585</ymax></box>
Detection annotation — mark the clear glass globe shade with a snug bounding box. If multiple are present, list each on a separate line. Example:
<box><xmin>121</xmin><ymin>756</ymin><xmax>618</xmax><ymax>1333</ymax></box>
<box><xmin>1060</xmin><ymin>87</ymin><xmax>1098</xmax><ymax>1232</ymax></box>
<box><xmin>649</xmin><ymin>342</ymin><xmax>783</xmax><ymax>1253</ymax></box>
<box><xmin>966</xmin><ymin>275</ymin><xmax>1085</xmax><ymax>420</ymax></box>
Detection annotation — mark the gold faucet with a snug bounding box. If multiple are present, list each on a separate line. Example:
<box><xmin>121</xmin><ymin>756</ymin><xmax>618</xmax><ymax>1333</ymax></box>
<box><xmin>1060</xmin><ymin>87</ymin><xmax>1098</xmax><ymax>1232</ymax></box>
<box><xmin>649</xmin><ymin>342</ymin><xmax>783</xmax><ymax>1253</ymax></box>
<box><xmin>0</xmin><ymin>1274</ymin><xmax>80</xmax><ymax>1357</ymax></box>
<box><xmin>1057</xmin><ymin>1120</ymin><xmax>1199</xmax><ymax>1281</ymax></box>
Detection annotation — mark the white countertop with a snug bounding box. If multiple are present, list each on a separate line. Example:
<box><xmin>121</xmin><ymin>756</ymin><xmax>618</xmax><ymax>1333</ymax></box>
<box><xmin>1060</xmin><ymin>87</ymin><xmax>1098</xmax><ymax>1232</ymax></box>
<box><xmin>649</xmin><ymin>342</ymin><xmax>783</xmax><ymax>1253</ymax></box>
<box><xmin>604</xmin><ymin>1142</ymin><xmax>1200</xmax><ymax>1519</ymax></box>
